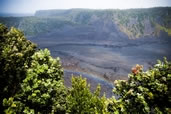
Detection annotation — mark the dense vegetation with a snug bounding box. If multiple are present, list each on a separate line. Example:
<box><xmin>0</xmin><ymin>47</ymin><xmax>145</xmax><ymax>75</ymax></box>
<box><xmin>0</xmin><ymin>24</ymin><xmax>36</xmax><ymax>112</ymax></box>
<box><xmin>35</xmin><ymin>7</ymin><xmax>171</xmax><ymax>38</ymax></box>
<box><xmin>0</xmin><ymin>17</ymin><xmax>75</xmax><ymax>36</ymax></box>
<box><xmin>0</xmin><ymin>24</ymin><xmax>171</xmax><ymax>113</ymax></box>
<box><xmin>0</xmin><ymin>7</ymin><xmax>171</xmax><ymax>38</ymax></box>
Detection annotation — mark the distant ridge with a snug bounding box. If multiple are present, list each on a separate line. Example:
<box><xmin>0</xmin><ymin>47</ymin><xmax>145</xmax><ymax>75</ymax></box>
<box><xmin>0</xmin><ymin>7</ymin><xmax>171</xmax><ymax>38</ymax></box>
<box><xmin>0</xmin><ymin>13</ymin><xmax>34</xmax><ymax>17</ymax></box>
<box><xmin>35</xmin><ymin>7</ymin><xmax>171</xmax><ymax>16</ymax></box>
<box><xmin>34</xmin><ymin>7</ymin><xmax>171</xmax><ymax>38</ymax></box>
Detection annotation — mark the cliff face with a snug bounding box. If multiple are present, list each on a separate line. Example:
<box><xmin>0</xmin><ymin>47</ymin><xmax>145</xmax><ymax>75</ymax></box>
<box><xmin>113</xmin><ymin>8</ymin><xmax>171</xmax><ymax>39</ymax></box>
<box><xmin>0</xmin><ymin>8</ymin><xmax>171</xmax><ymax>39</ymax></box>
<box><xmin>35</xmin><ymin>7</ymin><xmax>171</xmax><ymax>39</ymax></box>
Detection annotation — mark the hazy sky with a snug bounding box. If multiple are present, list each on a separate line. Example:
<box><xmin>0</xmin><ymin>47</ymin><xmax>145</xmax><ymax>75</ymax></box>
<box><xmin>0</xmin><ymin>0</ymin><xmax>171</xmax><ymax>13</ymax></box>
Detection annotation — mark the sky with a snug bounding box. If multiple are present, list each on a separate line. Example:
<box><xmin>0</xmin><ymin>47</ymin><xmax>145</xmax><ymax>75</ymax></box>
<box><xmin>0</xmin><ymin>0</ymin><xmax>171</xmax><ymax>14</ymax></box>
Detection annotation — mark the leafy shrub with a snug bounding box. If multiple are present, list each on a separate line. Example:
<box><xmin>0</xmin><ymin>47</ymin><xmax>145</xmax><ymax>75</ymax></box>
<box><xmin>66</xmin><ymin>76</ymin><xmax>109</xmax><ymax>114</ymax></box>
<box><xmin>110</xmin><ymin>58</ymin><xmax>171</xmax><ymax>113</ymax></box>
<box><xmin>3</xmin><ymin>49</ymin><xmax>67</xmax><ymax>113</ymax></box>
<box><xmin>0</xmin><ymin>24</ymin><xmax>36</xmax><ymax>112</ymax></box>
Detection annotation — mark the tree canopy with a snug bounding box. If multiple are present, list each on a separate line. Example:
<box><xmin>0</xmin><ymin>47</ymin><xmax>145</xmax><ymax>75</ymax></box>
<box><xmin>0</xmin><ymin>24</ymin><xmax>36</xmax><ymax>112</ymax></box>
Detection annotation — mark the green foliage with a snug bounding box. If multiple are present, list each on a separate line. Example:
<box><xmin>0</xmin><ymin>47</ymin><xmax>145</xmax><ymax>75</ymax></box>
<box><xmin>112</xmin><ymin>7</ymin><xmax>171</xmax><ymax>38</ymax></box>
<box><xmin>156</xmin><ymin>23</ymin><xmax>171</xmax><ymax>36</ymax></box>
<box><xmin>0</xmin><ymin>17</ymin><xmax>23</xmax><ymax>29</ymax></box>
<box><xmin>3</xmin><ymin>49</ymin><xmax>67</xmax><ymax>113</ymax></box>
<box><xmin>66</xmin><ymin>76</ymin><xmax>109</xmax><ymax>114</ymax></box>
<box><xmin>0</xmin><ymin>17</ymin><xmax>75</xmax><ymax>36</ymax></box>
<box><xmin>0</xmin><ymin>23</ymin><xmax>36</xmax><ymax>112</ymax></box>
<box><xmin>111</xmin><ymin>58</ymin><xmax>171</xmax><ymax>113</ymax></box>
<box><xmin>0</xmin><ymin>23</ymin><xmax>8</xmax><ymax>36</ymax></box>
<box><xmin>18</xmin><ymin>17</ymin><xmax>75</xmax><ymax>36</ymax></box>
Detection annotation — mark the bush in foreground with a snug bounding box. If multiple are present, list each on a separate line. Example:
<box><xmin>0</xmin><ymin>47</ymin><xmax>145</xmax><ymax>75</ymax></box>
<box><xmin>110</xmin><ymin>58</ymin><xmax>171</xmax><ymax>113</ymax></box>
<box><xmin>0</xmin><ymin>24</ymin><xmax>36</xmax><ymax>112</ymax></box>
<box><xmin>3</xmin><ymin>49</ymin><xmax>67</xmax><ymax>113</ymax></box>
<box><xmin>66</xmin><ymin>76</ymin><xmax>108</xmax><ymax>114</ymax></box>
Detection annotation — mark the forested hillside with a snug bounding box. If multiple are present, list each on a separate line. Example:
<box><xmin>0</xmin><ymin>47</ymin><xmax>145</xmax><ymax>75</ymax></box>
<box><xmin>35</xmin><ymin>7</ymin><xmax>171</xmax><ymax>38</ymax></box>
<box><xmin>0</xmin><ymin>24</ymin><xmax>171</xmax><ymax>113</ymax></box>
<box><xmin>0</xmin><ymin>16</ymin><xmax>75</xmax><ymax>36</ymax></box>
<box><xmin>0</xmin><ymin>7</ymin><xmax>171</xmax><ymax>38</ymax></box>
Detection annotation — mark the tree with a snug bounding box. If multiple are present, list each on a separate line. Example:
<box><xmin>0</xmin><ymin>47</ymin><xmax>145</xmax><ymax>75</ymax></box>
<box><xmin>0</xmin><ymin>24</ymin><xmax>36</xmax><ymax>112</ymax></box>
<box><xmin>66</xmin><ymin>76</ymin><xmax>109</xmax><ymax>114</ymax></box>
<box><xmin>3</xmin><ymin>49</ymin><xmax>67</xmax><ymax>113</ymax></box>
<box><xmin>110</xmin><ymin>58</ymin><xmax>171</xmax><ymax>113</ymax></box>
